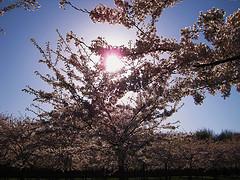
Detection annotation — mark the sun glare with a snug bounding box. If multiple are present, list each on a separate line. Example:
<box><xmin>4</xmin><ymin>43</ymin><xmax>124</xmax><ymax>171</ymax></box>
<box><xmin>105</xmin><ymin>54</ymin><xmax>124</xmax><ymax>73</ymax></box>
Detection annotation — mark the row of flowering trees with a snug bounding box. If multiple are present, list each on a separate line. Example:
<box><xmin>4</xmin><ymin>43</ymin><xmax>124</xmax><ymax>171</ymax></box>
<box><xmin>1</xmin><ymin>114</ymin><xmax>239</xmax><ymax>173</ymax></box>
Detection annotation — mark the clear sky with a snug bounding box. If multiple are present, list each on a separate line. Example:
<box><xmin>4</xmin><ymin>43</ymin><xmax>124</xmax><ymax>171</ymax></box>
<box><xmin>0</xmin><ymin>0</ymin><xmax>239</xmax><ymax>133</ymax></box>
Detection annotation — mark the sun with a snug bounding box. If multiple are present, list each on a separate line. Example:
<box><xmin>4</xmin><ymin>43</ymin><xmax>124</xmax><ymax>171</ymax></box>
<box><xmin>105</xmin><ymin>54</ymin><xmax>124</xmax><ymax>73</ymax></box>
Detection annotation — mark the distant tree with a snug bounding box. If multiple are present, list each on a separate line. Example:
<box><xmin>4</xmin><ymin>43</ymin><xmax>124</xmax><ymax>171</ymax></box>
<box><xmin>143</xmin><ymin>132</ymin><xmax>183</xmax><ymax>180</ymax></box>
<box><xmin>194</xmin><ymin>128</ymin><xmax>215</xmax><ymax>140</ymax></box>
<box><xmin>216</xmin><ymin>130</ymin><xmax>234</xmax><ymax>141</ymax></box>
<box><xmin>0</xmin><ymin>113</ymin><xmax>84</xmax><ymax>171</ymax></box>
<box><xmin>0</xmin><ymin>114</ymin><xmax>38</xmax><ymax>168</ymax></box>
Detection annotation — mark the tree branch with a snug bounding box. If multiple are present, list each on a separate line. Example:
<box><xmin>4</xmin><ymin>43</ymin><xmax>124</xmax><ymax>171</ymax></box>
<box><xmin>66</xmin><ymin>1</ymin><xmax>90</xmax><ymax>14</ymax></box>
<box><xmin>194</xmin><ymin>54</ymin><xmax>240</xmax><ymax>68</ymax></box>
<box><xmin>124</xmin><ymin>45</ymin><xmax>177</xmax><ymax>58</ymax></box>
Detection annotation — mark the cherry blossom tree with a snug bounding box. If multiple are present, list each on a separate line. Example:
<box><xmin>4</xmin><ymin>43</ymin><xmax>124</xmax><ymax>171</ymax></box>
<box><xmin>0</xmin><ymin>0</ymin><xmax>40</xmax><ymax>16</ymax></box>
<box><xmin>0</xmin><ymin>0</ymin><xmax>89</xmax><ymax>17</ymax></box>
<box><xmin>0</xmin><ymin>114</ymin><xmax>39</xmax><ymax>169</ymax></box>
<box><xmin>88</xmin><ymin>0</ymin><xmax>240</xmax><ymax>103</ymax></box>
<box><xmin>21</xmin><ymin>0</ymin><xmax>240</xmax><ymax>177</ymax></box>
<box><xmin>0</xmin><ymin>0</ymin><xmax>38</xmax><ymax>33</ymax></box>
<box><xmin>23</xmin><ymin>27</ymin><xmax>180</xmax><ymax>176</ymax></box>
<box><xmin>0</xmin><ymin>0</ymin><xmax>88</xmax><ymax>34</ymax></box>
<box><xmin>170</xmin><ymin>8</ymin><xmax>240</xmax><ymax>103</ymax></box>
<box><xmin>1</xmin><ymin>0</ymin><xmax>239</xmax><ymax>178</ymax></box>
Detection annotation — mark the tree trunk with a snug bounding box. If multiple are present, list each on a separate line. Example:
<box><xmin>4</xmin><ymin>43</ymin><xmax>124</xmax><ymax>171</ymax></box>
<box><xmin>165</xmin><ymin>162</ymin><xmax>168</xmax><ymax>180</ymax></box>
<box><xmin>117</xmin><ymin>152</ymin><xmax>126</xmax><ymax>180</ymax></box>
<box><xmin>188</xmin><ymin>160</ymin><xmax>192</xmax><ymax>180</ymax></box>
<box><xmin>164</xmin><ymin>162</ymin><xmax>172</xmax><ymax>180</ymax></box>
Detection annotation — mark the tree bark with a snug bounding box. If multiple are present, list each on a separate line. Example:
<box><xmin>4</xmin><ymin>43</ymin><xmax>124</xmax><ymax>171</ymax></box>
<box><xmin>117</xmin><ymin>152</ymin><xmax>126</xmax><ymax>180</ymax></box>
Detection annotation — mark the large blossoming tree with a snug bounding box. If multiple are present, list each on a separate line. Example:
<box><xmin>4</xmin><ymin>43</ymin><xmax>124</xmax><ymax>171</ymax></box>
<box><xmin>24</xmin><ymin>26</ymin><xmax>180</xmax><ymax>175</ymax></box>
<box><xmin>16</xmin><ymin>0</ymin><xmax>240</xmax><ymax>177</ymax></box>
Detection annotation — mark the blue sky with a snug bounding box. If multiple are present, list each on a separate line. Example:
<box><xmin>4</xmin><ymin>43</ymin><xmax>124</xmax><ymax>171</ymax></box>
<box><xmin>0</xmin><ymin>0</ymin><xmax>239</xmax><ymax>133</ymax></box>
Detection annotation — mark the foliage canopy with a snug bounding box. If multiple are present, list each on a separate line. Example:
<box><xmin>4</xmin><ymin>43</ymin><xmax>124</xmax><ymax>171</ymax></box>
<box><xmin>1</xmin><ymin>0</ymin><xmax>240</xmax><ymax>175</ymax></box>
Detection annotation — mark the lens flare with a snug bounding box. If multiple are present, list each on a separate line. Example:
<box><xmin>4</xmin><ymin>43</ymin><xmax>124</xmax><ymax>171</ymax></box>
<box><xmin>105</xmin><ymin>54</ymin><xmax>124</xmax><ymax>72</ymax></box>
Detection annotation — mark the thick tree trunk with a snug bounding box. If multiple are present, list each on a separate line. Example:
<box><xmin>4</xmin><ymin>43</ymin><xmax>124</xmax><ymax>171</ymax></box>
<box><xmin>117</xmin><ymin>152</ymin><xmax>126</xmax><ymax>180</ymax></box>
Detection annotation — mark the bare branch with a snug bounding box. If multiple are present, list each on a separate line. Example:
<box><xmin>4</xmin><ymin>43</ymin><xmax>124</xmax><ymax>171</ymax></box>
<box><xmin>194</xmin><ymin>55</ymin><xmax>240</xmax><ymax>68</ymax></box>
